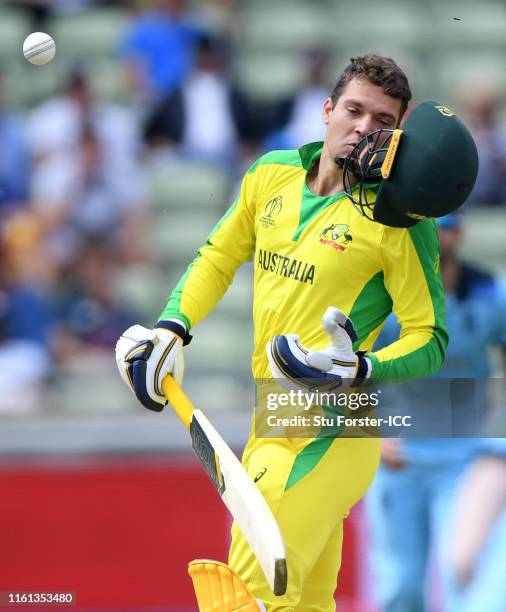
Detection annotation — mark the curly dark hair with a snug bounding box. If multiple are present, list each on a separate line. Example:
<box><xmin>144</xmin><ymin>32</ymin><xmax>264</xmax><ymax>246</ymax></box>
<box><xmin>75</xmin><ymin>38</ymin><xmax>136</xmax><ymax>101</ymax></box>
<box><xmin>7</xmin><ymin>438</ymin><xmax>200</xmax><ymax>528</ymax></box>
<box><xmin>330</xmin><ymin>54</ymin><xmax>412</xmax><ymax>122</ymax></box>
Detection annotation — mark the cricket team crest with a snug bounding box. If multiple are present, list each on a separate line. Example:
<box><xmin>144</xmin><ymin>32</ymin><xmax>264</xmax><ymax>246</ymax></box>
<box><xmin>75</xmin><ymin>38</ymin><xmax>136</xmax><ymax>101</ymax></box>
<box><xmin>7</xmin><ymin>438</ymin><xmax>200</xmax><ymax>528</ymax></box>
<box><xmin>260</xmin><ymin>196</ymin><xmax>283</xmax><ymax>229</ymax></box>
<box><xmin>319</xmin><ymin>223</ymin><xmax>352</xmax><ymax>251</ymax></box>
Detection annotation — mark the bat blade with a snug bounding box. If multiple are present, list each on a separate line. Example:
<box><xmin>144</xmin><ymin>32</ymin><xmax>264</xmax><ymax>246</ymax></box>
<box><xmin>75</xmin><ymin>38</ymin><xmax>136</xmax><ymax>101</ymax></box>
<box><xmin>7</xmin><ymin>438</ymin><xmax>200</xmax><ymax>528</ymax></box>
<box><xmin>190</xmin><ymin>409</ymin><xmax>287</xmax><ymax>596</ymax></box>
<box><xmin>162</xmin><ymin>375</ymin><xmax>287</xmax><ymax>596</ymax></box>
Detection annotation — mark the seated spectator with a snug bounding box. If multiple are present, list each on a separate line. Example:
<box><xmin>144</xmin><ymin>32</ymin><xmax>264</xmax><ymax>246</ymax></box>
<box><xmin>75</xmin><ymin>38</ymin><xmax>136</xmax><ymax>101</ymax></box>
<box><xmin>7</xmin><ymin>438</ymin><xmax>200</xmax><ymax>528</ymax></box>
<box><xmin>0</xmin><ymin>214</ymin><xmax>55</xmax><ymax>414</ymax></box>
<box><xmin>120</xmin><ymin>0</ymin><xmax>204</xmax><ymax>103</ymax></box>
<box><xmin>264</xmin><ymin>47</ymin><xmax>331</xmax><ymax>151</ymax></box>
<box><xmin>459</xmin><ymin>86</ymin><xmax>506</xmax><ymax>207</ymax></box>
<box><xmin>30</xmin><ymin>123</ymin><xmax>146</xmax><ymax>268</ymax></box>
<box><xmin>53</xmin><ymin>239</ymin><xmax>139</xmax><ymax>357</ymax></box>
<box><xmin>27</xmin><ymin>68</ymin><xmax>145</xmax><ymax>191</ymax></box>
<box><xmin>144</xmin><ymin>33</ymin><xmax>261</xmax><ymax>169</ymax></box>
<box><xmin>27</xmin><ymin>69</ymin><xmax>147</xmax><ymax>266</ymax></box>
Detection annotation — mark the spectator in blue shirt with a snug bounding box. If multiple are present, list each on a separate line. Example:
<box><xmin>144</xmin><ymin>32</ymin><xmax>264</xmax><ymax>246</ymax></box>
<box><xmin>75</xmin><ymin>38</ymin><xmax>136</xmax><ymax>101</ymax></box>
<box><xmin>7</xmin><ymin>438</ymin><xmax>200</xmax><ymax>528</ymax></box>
<box><xmin>0</xmin><ymin>217</ymin><xmax>54</xmax><ymax>414</ymax></box>
<box><xmin>366</xmin><ymin>213</ymin><xmax>506</xmax><ymax>612</ymax></box>
<box><xmin>120</xmin><ymin>0</ymin><xmax>204</xmax><ymax>103</ymax></box>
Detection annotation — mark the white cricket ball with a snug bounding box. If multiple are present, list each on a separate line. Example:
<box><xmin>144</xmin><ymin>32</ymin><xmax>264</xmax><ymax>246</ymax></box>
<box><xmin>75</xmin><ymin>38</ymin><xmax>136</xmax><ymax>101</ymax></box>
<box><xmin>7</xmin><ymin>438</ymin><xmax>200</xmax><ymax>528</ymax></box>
<box><xmin>23</xmin><ymin>32</ymin><xmax>56</xmax><ymax>66</ymax></box>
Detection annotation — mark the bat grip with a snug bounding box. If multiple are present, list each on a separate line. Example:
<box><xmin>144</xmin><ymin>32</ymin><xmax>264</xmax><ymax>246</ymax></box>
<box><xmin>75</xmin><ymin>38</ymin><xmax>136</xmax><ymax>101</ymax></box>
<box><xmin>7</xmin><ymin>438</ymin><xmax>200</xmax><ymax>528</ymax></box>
<box><xmin>162</xmin><ymin>375</ymin><xmax>194</xmax><ymax>430</ymax></box>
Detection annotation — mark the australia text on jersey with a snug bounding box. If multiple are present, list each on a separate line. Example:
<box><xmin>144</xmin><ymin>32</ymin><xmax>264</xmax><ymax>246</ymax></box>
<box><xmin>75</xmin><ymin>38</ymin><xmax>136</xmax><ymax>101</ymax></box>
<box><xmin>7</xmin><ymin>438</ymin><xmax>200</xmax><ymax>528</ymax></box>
<box><xmin>257</xmin><ymin>249</ymin><xmax>315</xmax><ymax>285</ymax></box>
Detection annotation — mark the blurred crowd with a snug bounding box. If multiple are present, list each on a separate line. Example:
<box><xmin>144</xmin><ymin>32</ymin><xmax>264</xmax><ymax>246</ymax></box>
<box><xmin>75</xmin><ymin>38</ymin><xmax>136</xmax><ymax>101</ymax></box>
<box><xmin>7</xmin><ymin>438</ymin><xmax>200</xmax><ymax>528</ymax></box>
<box><xmin>0</xmin><ymin>3</ymin><xmax>505</xmax><ymax>611</ymax></box>
<box><xmin>1</xmin><ymin>0</ymin><xmax>506</xmax><ymax>414</ymax></box>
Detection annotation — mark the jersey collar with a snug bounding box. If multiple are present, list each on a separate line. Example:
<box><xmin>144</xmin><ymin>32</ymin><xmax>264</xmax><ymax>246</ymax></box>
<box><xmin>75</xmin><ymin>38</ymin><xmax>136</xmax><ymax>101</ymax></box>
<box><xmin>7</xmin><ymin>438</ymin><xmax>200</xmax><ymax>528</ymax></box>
<box><xmin>298</xmin><ymin>141</ymin><xmax>324</xmax><ymax>171</ymax></box>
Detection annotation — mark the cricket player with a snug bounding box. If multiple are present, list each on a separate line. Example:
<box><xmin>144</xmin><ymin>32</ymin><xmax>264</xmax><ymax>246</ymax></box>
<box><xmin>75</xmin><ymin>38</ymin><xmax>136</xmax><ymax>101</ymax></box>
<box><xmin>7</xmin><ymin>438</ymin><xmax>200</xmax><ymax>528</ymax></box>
<box><xmin>116</xmin><ymin>55</ymin><xmax>478</xmax><ymax>610</ymax></box>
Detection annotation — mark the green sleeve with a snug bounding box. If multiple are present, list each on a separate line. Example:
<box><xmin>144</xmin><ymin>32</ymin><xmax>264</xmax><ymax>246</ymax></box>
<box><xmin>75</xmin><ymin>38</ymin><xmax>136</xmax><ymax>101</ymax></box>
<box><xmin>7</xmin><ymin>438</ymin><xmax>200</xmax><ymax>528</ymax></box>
<box><xmin>369</xmin><ymin>220</ymin><xmax>448</xmax><ymax>379</ymax></box>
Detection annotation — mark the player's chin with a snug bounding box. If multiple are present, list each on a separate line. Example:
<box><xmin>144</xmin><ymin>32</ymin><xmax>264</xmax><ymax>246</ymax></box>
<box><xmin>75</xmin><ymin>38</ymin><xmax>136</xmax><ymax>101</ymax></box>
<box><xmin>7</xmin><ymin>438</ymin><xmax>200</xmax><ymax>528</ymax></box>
<box><xmin>332</xmin><ymin>144</ymin><xmax>353</xmax><ymax>161</ymax></box>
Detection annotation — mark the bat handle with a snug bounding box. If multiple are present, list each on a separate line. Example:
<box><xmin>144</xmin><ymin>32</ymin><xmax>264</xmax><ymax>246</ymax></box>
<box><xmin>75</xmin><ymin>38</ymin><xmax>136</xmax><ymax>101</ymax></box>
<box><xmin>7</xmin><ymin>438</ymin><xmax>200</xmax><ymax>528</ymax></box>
<box><xmin>162</xmin><ymin>375</ymin><xmax>194</xmax><ymax>431</ymax></box>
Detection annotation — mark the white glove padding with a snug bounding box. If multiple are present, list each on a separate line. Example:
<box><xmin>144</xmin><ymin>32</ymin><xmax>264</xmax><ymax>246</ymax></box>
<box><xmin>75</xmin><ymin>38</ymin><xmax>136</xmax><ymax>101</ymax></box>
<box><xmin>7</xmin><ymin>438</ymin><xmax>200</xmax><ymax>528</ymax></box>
<box><xmin>266</xmin><ymin>306</ymin><xmax>371</xmax><ymax>392</ymax></box>
<box><xmin>115</xmin><ymin>320</ymin><xmax>190</xmax><ymax>412</ymax></box>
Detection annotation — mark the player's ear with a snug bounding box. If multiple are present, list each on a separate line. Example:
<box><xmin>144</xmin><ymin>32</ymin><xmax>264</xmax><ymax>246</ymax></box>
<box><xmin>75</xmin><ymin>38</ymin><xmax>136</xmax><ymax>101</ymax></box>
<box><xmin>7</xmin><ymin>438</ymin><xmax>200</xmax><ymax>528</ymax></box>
<box><xmin>323</xmin><ymin>97</ymin><xmax>333</xmax><ymax>124</ymax></box>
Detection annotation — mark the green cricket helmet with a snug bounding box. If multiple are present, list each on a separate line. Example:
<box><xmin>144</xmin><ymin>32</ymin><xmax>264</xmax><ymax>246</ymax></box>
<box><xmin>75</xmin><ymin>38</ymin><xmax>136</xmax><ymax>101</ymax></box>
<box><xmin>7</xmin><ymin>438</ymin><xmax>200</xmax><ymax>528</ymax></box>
<box><xmin>341</xmin><ymin>101</ymin><xmax>479</xmax><ymax>227</ymax></box>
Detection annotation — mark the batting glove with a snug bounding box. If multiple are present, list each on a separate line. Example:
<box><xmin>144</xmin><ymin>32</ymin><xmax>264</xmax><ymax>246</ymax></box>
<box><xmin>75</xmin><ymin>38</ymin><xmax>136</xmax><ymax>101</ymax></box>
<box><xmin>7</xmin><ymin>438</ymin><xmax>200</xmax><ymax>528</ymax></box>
<box><xmin>266</xmin><ymin>306</ymin><xmax>371</xmax><ymax>391</ymax></box>
<box><xmin>115</xmin><ymin>320</ymin><xmax>192</xmax><ymax>412</ymax></box>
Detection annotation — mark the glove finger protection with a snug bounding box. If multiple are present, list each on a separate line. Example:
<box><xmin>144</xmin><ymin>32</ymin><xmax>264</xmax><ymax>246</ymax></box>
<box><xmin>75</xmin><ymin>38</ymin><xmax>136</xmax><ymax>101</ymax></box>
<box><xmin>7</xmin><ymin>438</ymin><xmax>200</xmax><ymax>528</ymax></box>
<box><xmin>307</xmin><ymin>306</ymin><xmax>365</xmax><ymax>378</ymax></box>
<box><xmin>266</xmin><ymin>307</ymin><xmax>370</xmax><ymax>395</ymax></box>
<box><xmin>115</xmin><ymin>321</ymin><xmax>189</xmax><ymax>412</ymax></box>
<box><xmin>266</xmin><ymin>334</ymin><xmax>343</xmax><ymax>392</ymax></box>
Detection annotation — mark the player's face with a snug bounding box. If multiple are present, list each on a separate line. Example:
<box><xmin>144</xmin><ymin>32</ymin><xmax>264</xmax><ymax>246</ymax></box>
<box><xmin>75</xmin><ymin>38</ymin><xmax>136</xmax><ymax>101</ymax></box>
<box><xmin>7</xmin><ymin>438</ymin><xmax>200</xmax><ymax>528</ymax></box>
<box><xmin>323</xmin><ymin>77</ymin><xmax>402</xmax><ymax>161</ymax></box>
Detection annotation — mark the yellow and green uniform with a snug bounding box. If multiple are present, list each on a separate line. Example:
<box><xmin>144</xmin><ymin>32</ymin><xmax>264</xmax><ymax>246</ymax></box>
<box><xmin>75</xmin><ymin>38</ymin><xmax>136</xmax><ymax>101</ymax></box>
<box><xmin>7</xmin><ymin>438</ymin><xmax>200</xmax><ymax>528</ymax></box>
<box><xmin>161</xmin><ymin>142</ymin><xmax>448</xmax><ymax>610</ymax></box>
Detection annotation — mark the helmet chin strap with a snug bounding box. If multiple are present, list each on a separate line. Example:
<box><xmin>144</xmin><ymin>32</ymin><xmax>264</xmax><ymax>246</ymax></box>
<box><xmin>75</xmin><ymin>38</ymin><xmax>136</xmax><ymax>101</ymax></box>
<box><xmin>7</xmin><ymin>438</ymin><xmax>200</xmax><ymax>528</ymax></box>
<box><xmin>333</xmin><ymin>156</ymin><xmax>345</xmax><ymax>169</ymax></box>
<box><xmin>334</xmin><ymin>154</ymin><xmax>362</xmax><ymax>179</ymax></box>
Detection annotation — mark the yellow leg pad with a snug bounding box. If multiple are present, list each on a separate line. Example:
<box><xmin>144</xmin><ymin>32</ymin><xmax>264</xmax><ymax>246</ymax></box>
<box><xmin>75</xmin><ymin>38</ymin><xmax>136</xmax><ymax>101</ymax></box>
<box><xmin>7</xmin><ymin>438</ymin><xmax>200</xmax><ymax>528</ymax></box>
<box><xmin>188</xmin><ymin>559</ymin><xmax>261</xmax><ymax>612</ymax></box>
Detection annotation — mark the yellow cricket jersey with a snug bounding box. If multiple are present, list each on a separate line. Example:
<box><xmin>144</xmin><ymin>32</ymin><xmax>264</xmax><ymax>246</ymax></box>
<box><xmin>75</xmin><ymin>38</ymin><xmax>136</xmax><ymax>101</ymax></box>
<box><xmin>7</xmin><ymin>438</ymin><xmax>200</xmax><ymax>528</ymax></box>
<box><xmin>160</xmin><ymin>142</ymin><xmax>448</xmax><ymax>380</ymax></box>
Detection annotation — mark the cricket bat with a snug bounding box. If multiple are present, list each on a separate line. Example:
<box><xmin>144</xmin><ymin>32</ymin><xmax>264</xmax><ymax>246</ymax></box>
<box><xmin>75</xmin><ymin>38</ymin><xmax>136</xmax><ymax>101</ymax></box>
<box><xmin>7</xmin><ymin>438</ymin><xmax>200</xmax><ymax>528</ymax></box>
<box><xmin>162</xmin><ymin>375</ymin><xmax>288</xmax><ymax>597</ymax></box>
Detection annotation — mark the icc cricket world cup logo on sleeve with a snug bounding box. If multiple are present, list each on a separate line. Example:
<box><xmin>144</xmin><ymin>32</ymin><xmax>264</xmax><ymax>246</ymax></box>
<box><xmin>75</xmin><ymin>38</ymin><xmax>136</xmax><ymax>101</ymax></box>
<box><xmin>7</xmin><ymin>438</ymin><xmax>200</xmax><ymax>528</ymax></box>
<box><xmin>319</xmin><ymin>223</ymin><xmax>353</xmax><ymax>251</ymax></box>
